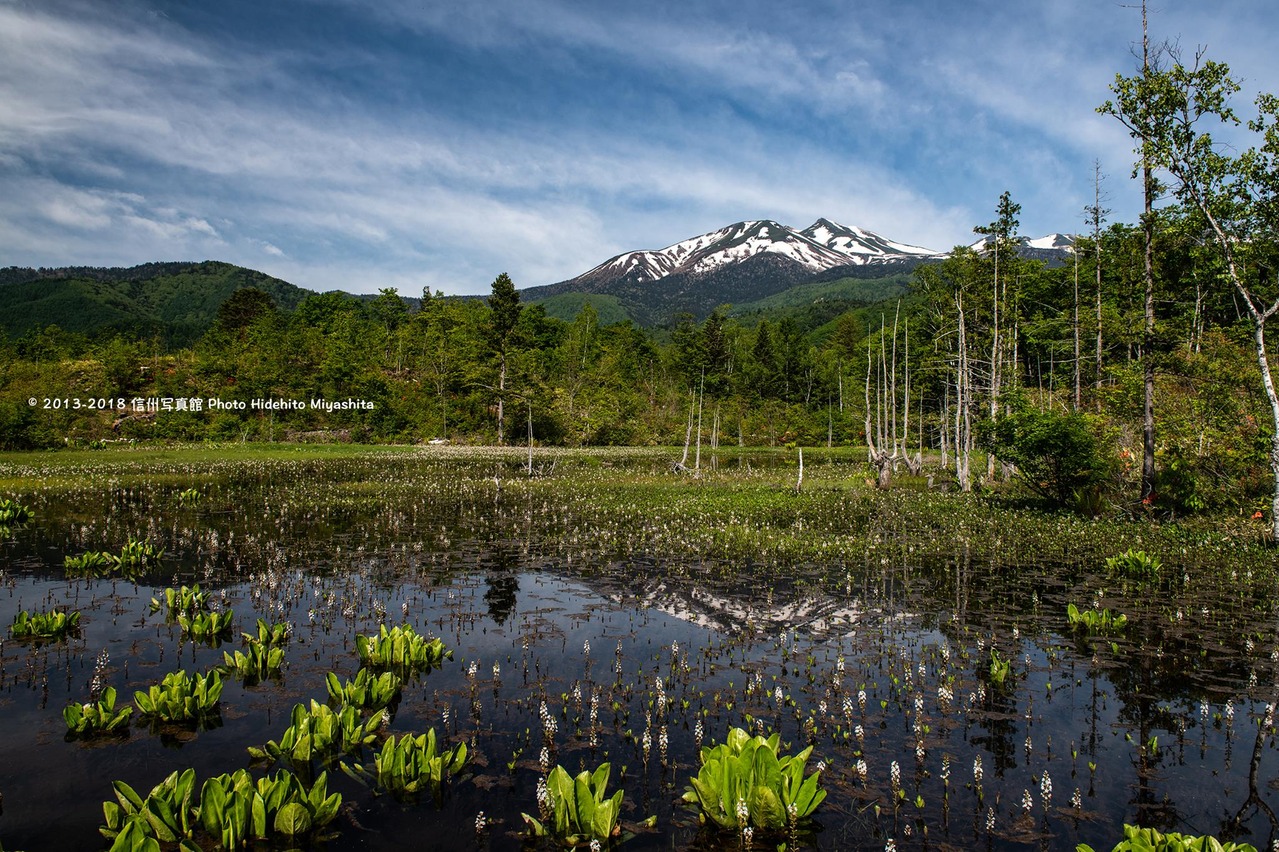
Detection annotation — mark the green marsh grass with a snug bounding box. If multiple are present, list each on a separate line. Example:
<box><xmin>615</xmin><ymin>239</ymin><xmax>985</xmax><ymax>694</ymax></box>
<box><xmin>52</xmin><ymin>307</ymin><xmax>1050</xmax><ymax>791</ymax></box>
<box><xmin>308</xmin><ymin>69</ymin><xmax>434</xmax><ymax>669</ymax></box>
<box><xmin>0</xmin><ymin>444</ymin><xmax>1277</xmax><ymax>850</ymax></box>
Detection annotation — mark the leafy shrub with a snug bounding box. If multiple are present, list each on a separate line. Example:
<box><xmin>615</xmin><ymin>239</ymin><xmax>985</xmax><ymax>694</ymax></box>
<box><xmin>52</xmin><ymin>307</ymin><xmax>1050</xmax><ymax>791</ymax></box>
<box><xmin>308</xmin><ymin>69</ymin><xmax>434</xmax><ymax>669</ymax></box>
<box><xmin>64</xmin><ymin>686</ymin><xmax>133</xmax><ymax>736</ymax></box>
<box><xmin>682</xmin><ymin>727</ymin><xmax>825</xmax><ymax>834</ymax></box>
<box><xmin>10</xmin><ymin>608</ymin><xmax>80</xmax><ymax>640</ymax></box>
<box><xmin>1153</xmin><ymin>447</ymin><xmax>1210</xmax><ymax>516</ymax></box>
<box><xmin>1076</xmin><ymin>823</ymin><xmax>1257</xmax><ymax>851</ymax></box>
<box><xmin>978</xmin><ymin>405</ymin><xmax>1115</xmax><ymax>511</ymax></box>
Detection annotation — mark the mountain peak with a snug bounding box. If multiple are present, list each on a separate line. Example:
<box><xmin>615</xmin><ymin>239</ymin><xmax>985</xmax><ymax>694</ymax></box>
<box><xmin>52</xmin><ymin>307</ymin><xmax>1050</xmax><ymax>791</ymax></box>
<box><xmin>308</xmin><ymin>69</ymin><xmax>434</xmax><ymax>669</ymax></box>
<box><xmin>560</xmin><ymin>217</ymin><xmax>949</xmax><ymax>291</ymax></box>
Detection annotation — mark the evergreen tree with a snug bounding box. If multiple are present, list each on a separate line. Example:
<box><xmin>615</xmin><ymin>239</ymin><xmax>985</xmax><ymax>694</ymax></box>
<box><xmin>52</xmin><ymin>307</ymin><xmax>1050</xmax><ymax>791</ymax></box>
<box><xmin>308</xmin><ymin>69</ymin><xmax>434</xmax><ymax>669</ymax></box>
<box><xmin>487</xmin><ymin>273</ymin><xmax>523</xmax><ymax>444</ymax></box>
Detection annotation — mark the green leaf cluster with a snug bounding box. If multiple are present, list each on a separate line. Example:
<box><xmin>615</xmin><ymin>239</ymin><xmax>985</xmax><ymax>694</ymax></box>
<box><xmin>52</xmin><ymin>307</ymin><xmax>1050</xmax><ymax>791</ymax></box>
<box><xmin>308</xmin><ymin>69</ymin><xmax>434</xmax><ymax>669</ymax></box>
<box><xmin>325</xmin><ymin>667</ymin><xmax>402</xmax><ymax>712</ymax></box>
<box><xmin>243</xmin><ymin>617</ymin><xmax>290</xmax><ymax>647</ymax></box>
<box><xmin>977</xmin><ymin>405</ymin><xmax>1116</xmax><ymax>511</ymax></box>
<box><xmin>1106</xmin><ymin>548</ymin><xmax>1162</xmax><ymax>579</ymax></box>
<box><xmin>114</xmin><ymin>537</ymin><xmax>164</xmax><ymax>570</ymax></box>
<box><xmin>175</xmin><ymin>487</ymin><xmax>202</xmax><ymax>506</ymax></box>
<box><xmin>248</xmin><ymin>699</ymin><xmax>382</xmax><ymax>769</ymax></box>
<box><xmin>987</xmin><ymin>649</ymin><xmax>1013</xmax><ymax>690</ymax></box>
<box><xmin>347</xmin><ymin>729</ymin><xmax>468</xmax><ymax>798</ymax></box>
<box><xmin>1077</xmin><ymin>823</ymin><xmax>1257</xmax><ymax>851</ymax></box>
<box><xmin>99</xmin><ymin>765</ymin><xmax>340</xmax><ymax>852</ymax></box>
<box><xmin>221</xmin><ymin>639</ymin><xmax>285</xmax><ymax>683</ymax></box>
<box><xmin>523</xmin><ymin>763</ymin><xmax>644</xmax><ymax>846</ymax></box>
<box><xmin>65</xmin><ymin>538</ymin><xmax>164</xmax><ymax>578</ymax></box>
<box><xmin>133</xmin><ymin>669</ymin><xmax>223</xmax><ymax>724</ymax></box>
<box><xmin>149</xmin><ymin>585</ymin><xmax>210</xmax><ymax>619</ymax></box>
<box><xmin>64</xmin><ymin>686</ymin><xmax>133</xmax><ymax>736</ymax></box>
<box><xmin>9</xmin><ymin>608</ymin><xmax>79</xmax><ymax>640</ymax></box>
<box><xmin>0</xmin><ymin>498</ymin><xmax>32</xmax><ymax>523</ymax></box>
<box><xmin>177</xmin><ymin>609</ymin><xmax>234</xmax><ymax>645</ymax></box>
<box><xmin>100</xmin><ymin>768</ymin><xmax>199</xmax><ymax>852</ymax></box>
<box><xmin>63</xmin><ymin>549</ymin><xmax>116</xmax><ymax>576</ymax></box>
<box><xmin>1067</xmin><ymin>603</ymin><xmax>1129</xmax><ymax>634</ymax></box>
<box><xmin>681</xmin><ymin>727</ymin><xmax>826</xmax><ymax>833</ymax></box>
<box><xmin>197</xmin><ymin>768</ymin><xmax>341</xmax><ymax>850</ymax></box>
<box><xmin>355</xmin><ymin>624</ymin><xmax>451</xmax><ymax>675</ymax></box>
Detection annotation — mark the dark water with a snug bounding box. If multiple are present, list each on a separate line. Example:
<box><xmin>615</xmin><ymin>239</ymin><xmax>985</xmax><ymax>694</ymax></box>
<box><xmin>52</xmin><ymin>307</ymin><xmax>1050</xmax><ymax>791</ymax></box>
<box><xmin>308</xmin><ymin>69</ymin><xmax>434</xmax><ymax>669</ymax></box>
<box><xmin>1</xmin><ymin>465</ymin><xmax>1278</xmax><ymax>851</ymax></box>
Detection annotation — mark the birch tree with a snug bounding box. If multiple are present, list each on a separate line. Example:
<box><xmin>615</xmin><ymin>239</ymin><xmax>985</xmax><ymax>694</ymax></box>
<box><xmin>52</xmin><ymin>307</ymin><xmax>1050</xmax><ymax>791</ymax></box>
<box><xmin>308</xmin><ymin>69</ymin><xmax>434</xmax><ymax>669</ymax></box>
<box><xmin>1105</xmin><ymin>51</ymin><xmax>1279</xmax><ymax>539</ymax></box>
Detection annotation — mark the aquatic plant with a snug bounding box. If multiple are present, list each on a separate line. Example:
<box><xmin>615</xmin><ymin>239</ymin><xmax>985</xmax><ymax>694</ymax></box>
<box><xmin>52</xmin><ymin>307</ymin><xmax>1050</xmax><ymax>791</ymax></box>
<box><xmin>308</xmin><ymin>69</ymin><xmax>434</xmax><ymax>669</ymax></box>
<box><xmin>150</xmin><ymin>585</ymin><xmax>210</xmax><ymax>619</ymax></box>
<box><xmin>221</xmin><ymin>638</ymin><xmax>285</xmax><ymax>683</ymax></box>
<box><xmin>100</xmin><ymin>768</ymin><xmax>198</xmax><ymax>849</ymax></box>
<box><xmin>66</xmin><ymin>538</ymin><xmax>163</xmax><ymax>578</ymax></box>
<box><xmin>133</xmin><ymin>670</ymin><xmax>223</xmax><ymax>724</ymax></box>
<box><xmin>248</xmin><ymin>700</ymin><xmax>382</xmax><ymax>769</ymax></box>
<box><xmin>523</xmin><ymin>762</ymin><xmax>651</xmax><ymax>846</ymax></box>
<box><xmin>243</xmin><ymin>618</ymin><xmax>290</xmax><ymax>647</ymax></box>
<box><xmin>100</xmin><ymin>767</ymin><xmax>340</xmax><ymax>852</ymax></box>
<box><xmin>681</xmin><ymin>727</ymin><xmax>825</xmax><ymax>833</ymax></box>
<box><xmin>346</xmin><ymin>729</ymin><xmax>468</xmax><ymax>798</ymax></box>
<box><xmin>114</xmin><ymin>537</ymin><xmax>164</xmax><ymax>570</ymax></box>
<box><xmin>987</xmin><ymin>649</ymin><xmax>1013</xmax><ymax>690</ymax></box>
<box><xmin>9</xmin><ymin>608</ymin><xmax>80</xmax><ymax>640</ymax></box>
<box><xmin>355</xmin><ymin>624</ymin><xmax>451</xmax><ymax>675</ymax></box>
<box><xmin>64</xmin><ymin>686</ymin><xmax>133</xmax><ymax>736</ymax></box>
<box><xmin>1067</xmin><ymin>603</ymin><xmax>1129</xmax><ymax>634</ymax></box>
<box><xmin>0</xmin><ymin>498</ymin><xmax>32</xmax><ymax>524</ymax></box>
<box><xmin>325</xmin><ymin>667</ymin><xmax>402</xmax><ymax>713</ymax></box>
<box><xmin>1106</xmin><ymin>548</ymin><xmax>1161</xmax><ymax>579</ymax></box>
<box><xmin>63</xmin><ymin>550</ymin><xmax>115</xmax><ymax>575</ymax></box>
<box><xmin>175</xmin><ymin>487</ymin><xmax>202</xmax><ymax>506</ymax></box>
<box><xmin>1076</xmin><ymin>823</ymin><xmax>1258</xmax><ymax>851</ymax></box>
<box><xmin>177</xmin><ymin>609</ymin><xmax>235</xmax><ymax>644</ymax></box>
<box><xmin>197</xmin><ymin>768</ymin><xmax>342</xmax><ymax>850</ymax></box>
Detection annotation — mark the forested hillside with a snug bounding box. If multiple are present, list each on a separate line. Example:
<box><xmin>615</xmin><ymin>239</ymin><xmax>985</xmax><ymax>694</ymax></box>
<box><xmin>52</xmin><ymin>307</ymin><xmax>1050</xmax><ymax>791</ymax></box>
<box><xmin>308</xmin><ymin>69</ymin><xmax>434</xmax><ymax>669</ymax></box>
<box><xmin>0</xmin><ymin>261</ymin><xmax>312</xmax><ymax>345</ymax></box>
<box><xmin>2</xmin><ymin>191</ymin><xmax>1277</xmax><ymax>526</ymax></box>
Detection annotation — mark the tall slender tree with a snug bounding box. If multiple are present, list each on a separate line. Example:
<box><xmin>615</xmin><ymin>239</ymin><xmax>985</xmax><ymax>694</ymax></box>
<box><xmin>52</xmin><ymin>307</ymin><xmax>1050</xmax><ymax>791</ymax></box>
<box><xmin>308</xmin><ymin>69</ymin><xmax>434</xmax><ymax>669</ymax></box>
<box><xmin>974</xmin><ymin>191</ymin><xmax>1021</xmax><ymax>480</ymax></box>
<box><xmin>487</xmin><ymin>273</ymin><xmax>523</xmax><ymax>444</ymax></box>
<box><xmin>1100</xmin><ymin>0</ymin><xmax>1164</xmax><ymax>504</ymax></box>
<box><xmin>1107</xmin><ymin>47</ymin><xmax>1279</xmax><ymax>538</ymax></box>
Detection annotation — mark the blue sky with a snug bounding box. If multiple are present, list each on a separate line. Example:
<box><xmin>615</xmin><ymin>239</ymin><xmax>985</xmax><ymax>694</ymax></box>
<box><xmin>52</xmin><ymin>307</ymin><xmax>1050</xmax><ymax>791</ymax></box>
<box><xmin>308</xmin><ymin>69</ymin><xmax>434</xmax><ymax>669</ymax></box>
<box><xmin>2</xmin><ymin>0</ymin><xmax>1276</xmax><ymax>296</ymax></box>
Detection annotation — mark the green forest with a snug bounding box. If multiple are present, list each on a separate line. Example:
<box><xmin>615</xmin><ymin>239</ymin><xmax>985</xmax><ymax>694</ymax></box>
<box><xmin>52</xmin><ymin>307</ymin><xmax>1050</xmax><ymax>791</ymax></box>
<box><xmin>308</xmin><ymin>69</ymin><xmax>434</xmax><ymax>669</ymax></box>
<box><xmin>4</xmin><ymin>51</ymin><xmax>1279</xmax><ymax>534</ymax></box>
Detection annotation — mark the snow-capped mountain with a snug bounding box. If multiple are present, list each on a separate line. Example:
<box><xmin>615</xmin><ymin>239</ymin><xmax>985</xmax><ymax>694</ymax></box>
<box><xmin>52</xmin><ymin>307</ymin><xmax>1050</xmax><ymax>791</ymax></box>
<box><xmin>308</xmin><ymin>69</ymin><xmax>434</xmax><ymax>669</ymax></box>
<box><xmin>801</xmin><ymin>218</ymin><xmax>943</xmax><ymax>263</ymax></box>
<box><xmin>522</xmin><ymin>218</ymin><xmax>1070</xmax><ymax>325</ymax></box>
<box><xmin>968</xmin><ymin>232</ymin><xmax>1076</xmax><ymax>258</ymax></box>
<box><xmin>571</xmin><ymin>218</ymin><xmax>943</xmax><ymax>289</ymax></box>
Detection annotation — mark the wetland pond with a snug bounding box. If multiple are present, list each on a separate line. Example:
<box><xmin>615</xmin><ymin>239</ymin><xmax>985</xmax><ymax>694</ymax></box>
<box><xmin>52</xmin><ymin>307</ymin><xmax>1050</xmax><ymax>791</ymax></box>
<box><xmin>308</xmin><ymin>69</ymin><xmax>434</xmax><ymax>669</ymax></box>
<box><xmin>1</xmin><ymin>446</ymin><xmax>1278</xmax><ymax>851</ymax></box>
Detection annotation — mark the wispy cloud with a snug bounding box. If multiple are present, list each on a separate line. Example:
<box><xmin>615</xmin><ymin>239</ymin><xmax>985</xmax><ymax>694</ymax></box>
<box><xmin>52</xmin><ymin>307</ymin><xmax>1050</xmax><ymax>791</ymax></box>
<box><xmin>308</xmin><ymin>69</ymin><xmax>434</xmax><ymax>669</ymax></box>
<box><xmin>2</xmin><ymin>0</ymin><xmax>1276</xmax><ymax>294</ymax></box>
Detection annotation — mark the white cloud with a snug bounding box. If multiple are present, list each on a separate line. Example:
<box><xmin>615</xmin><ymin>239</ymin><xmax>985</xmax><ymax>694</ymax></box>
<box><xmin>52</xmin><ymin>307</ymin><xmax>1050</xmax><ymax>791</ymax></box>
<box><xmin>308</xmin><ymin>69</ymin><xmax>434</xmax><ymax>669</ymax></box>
<box><xmin>6</xmin><ymin>0</ymin><xmax>1279</xmax><ymax>297</ymax></box>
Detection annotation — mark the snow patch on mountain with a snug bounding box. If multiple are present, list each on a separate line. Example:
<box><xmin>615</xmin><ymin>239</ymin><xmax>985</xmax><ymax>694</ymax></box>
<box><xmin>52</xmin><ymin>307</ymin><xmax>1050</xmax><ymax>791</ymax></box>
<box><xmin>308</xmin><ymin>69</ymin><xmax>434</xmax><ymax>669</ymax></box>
<box><xmin>580</xmin><ymin>218</ymin><xmax>944</xmax><ymax>286</ymax></box>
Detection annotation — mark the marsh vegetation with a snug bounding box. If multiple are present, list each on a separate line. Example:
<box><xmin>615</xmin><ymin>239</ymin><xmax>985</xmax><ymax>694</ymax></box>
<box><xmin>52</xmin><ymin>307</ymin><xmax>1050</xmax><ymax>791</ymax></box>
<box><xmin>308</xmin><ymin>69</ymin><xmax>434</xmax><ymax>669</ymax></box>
<box><xmin>0</xmin><ymin>444</ymin><xmax>1277</xmax><ymax>850</ymax></box>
